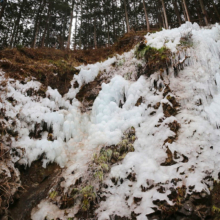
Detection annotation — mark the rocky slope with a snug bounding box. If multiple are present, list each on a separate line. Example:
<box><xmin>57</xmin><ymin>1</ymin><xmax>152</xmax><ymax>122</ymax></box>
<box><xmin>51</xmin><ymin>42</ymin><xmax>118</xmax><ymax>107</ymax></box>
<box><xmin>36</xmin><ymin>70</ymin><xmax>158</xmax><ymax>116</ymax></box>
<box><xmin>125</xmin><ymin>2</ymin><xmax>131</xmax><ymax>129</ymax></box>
<box><xmin>1</xmin><ymin>22</ymin><xmax>220</xmax><ymax>220</ymax></box>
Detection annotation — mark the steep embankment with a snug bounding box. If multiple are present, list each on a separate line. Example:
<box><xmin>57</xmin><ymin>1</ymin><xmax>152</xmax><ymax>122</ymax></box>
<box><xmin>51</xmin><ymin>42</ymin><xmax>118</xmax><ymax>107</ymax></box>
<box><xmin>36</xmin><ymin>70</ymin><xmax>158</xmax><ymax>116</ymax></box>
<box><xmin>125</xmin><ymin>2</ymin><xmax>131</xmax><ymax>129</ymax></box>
<box><xmin>1</xmin><ymin>23</ymin><xmax>220</xmax><ymax>220</ymax></box>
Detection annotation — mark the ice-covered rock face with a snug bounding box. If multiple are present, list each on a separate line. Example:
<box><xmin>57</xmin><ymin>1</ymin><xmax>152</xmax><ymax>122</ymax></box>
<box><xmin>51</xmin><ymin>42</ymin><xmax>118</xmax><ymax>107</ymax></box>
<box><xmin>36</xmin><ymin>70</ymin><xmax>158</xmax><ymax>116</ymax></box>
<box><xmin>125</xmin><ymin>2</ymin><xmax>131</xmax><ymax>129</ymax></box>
<box><xmin>1</xmin><ymin>22</ymin><xmax>220</xmax><ymax>219</ymax></box>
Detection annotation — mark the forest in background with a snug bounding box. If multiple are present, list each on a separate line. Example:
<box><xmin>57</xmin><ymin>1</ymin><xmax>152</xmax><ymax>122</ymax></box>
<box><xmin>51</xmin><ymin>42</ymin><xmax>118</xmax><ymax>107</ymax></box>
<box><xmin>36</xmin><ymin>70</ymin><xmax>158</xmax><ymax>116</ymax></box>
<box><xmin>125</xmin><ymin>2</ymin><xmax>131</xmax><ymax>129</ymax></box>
<box><xmin>0</xmin><ymin>0</ymin><xmax>219</xmax><ymax>50</ymax></box>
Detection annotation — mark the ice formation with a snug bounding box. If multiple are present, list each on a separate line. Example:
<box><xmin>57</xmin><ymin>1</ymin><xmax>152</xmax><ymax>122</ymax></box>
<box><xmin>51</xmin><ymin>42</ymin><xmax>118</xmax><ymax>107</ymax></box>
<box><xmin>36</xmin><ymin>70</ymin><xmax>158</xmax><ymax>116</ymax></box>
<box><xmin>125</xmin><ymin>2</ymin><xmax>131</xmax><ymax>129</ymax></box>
<box><xmin>1</xmin><ymin>22</ymin><xmax>220</xmax><ymax>219</ymax></box>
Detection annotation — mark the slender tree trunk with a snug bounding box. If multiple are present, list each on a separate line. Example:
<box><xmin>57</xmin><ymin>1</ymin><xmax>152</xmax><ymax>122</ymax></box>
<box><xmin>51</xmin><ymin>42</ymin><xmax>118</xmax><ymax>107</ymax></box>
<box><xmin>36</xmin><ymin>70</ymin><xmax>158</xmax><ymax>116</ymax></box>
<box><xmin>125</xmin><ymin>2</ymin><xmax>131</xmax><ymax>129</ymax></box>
<box><xmin>111</xmin><ymin>0</ymin><xmax>116</xmax><ymax>41</ymax></box>
<box><xmin>194</xmin><ymin>0</ymin><xmax>203</xmax><ymax>25</ymax></box>
<box><xmin>172</xmin><ymin>0</ymin><xmax>182</xmax><ymax>26</ymax></box>
<box><xmin>180</xmin><ymin>0</ymin><xmax>187</xmax><ymax>21</ymax></box>
<box><xmin>0</xmin><ymin>0</ymin><xmax>7</xmax><ymax>20</ymax></box>
<box><xmin>198</xmin><ymin>0</ymin><xmax>208</xmax><ymax>25</ymax></box>
<box><xmin>155</xmin><ymin>0</ymin><xmax>162</xmax><ymax>28</ymax></box>
<box><xmin>67</xmin><ymin>0</ymin><xmax>74</xmax><ymax>50</ymax></box>
<box><xmin>32</xmin><ymin>0</ymin><xmax>45</xmax><ymax>48</ymax></box>
<box><xmin>94</xmin><ymin>19</ymin><xmax>97</xmax><ymax>49</ymax></box>
<box><xmin>10</xmin><ymin>0</ymin><xmax>26</xmax><ymax>47</ymax></box>
<box><xmin>161</xmin><ymin>11</ymin><xmax>165</xmax><ymax>28</ymax></box>
<box><xmin>182</xmin><ymin>0</ymin><xmax>190</xmax><ymax>21</ymax></box>
<box><xmin>123</xmin><ymin>0</ymin><xmax>130</xmax><ymax>32</ymax></box>
<box><xmin>61</xmin><ymin>0</ymin><xmax>68</xmax><ymax>50</ymax></box>
<box><xmin>41</xmin><ymin>4</ymin><xmax>51</xmax><ymax>47</ymax></box>
<box><xmin>143</xmin><ymin>0</ymin><xmax>150</xmax><ymax>31</ymax></box>
<box><xmin>106</xmin><ymin>14</ymin><xmax>110</xmax><ymax>46</ymax></box>
<box><xmin>133</xmin><ymin>0</ymin><xmax>137</xmax><ymax>27</ymax></box>
<box><xmin>79</xmin><ymin>0</ymin><xmax>82</xmax><ymax>49</ymax></box>
<box><xmin>32</xmin><ymin>20</ymin><xmax>41</xmax><ymax>48</ymax></box>
<box><xmin>212</xmin><ymin>0</ymin><xmax>220</xmax><ymax>21</ymax></box>
<box><xmin>74</xmin><ymin>12</ymin><xmax>78</xmax><ymax>50</ymax></box>
<box><xmin>161</xmin><ymin>0</ymin><xmax>168</xmax><ymax>29</ymax></box>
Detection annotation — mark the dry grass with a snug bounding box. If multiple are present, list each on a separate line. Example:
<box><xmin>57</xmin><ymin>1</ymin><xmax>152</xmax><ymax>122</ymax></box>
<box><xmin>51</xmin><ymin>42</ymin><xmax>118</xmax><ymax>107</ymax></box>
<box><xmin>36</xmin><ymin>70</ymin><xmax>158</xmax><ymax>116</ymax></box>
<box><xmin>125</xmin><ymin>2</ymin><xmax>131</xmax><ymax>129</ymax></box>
<box><xmin>0</xmin><ymin>30</ymin><xmax>148</xmax><ymax>96</ymax></box>
<box><xmin>0</xmin><ymin>143</ymin><xmax>21</xmax><ymax>218</ymax></box>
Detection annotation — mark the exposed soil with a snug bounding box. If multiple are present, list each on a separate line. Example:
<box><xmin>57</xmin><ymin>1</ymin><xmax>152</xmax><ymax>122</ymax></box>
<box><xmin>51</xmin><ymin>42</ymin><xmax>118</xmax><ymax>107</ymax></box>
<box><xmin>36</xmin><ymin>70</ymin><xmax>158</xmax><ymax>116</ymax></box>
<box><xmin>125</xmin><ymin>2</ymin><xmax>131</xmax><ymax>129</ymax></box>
<box><xmin>8</xmin><ymin>160</ymin><xmax>61</xmax><ymax>220</ymax></box>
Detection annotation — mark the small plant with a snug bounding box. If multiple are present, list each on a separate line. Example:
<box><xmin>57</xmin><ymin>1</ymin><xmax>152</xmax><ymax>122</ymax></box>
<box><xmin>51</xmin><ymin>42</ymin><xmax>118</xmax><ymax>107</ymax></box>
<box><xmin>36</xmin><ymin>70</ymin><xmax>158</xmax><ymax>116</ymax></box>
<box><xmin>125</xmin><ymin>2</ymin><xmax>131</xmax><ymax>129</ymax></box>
<box><xmin>49</xmin><ymin>191</ymin><xmax>57</xmax><ymax>200</ymax></box>
<box><xmin>135</xmin><ymin>43</ymin><xmax>168</xmax><ymax>60</ymax></box>
<box><xmin>125</xmin><ymin>72</ymin><xmax>132</xmax><ymax>80</ymax></box>
<box><xmin>94</xmin><ymin>170</ymin><xmax>104</xmax><ymax>181</ymax></box>
<box><xmin>80</xmin><ymin>185</ymin><xmax>96</xmax><ymax>211</ymax></box>
<box><xmin>117</xmin><ymin>58</ymin><xmax>125</xmax><ymax>66</ymax></box>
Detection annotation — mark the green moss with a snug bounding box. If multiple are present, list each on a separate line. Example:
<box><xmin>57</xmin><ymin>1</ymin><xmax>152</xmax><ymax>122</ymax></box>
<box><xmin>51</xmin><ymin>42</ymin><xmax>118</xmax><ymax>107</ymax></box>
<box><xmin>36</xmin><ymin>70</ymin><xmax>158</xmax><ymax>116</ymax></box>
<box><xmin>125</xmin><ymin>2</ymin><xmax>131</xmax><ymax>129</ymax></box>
<box><xmin>101</xmin><ymin>163</ymin><xmax>109</xmax><ymax>172</ymax></box>
<box><xmin>131</xmin><ymin>135</ymin><xmax>136</xmax><ymax>142</ymax></box>
<box><xmin>80</xmin><ymin>185</ymin><xmax>96</xmax><ymax>211</ymax></box>
<box><xmin>213</xmin><ymin>205</ymin><xmax>220</xmax><ymax>213</ymax></box>
<box><xmin>71</xmin><ymin>188</ymin><xmax>79</xmax><ymax>196</ymax></box>
<box><xmin>112</xmin><ymin>151</ymin><xmax>120</xmax><ymax>160</ymax></box>
<box><xmin>135</xmin><ymin>44</ymin><xmax>167</xmax><ymax>60</ymax></box>
<box><xmin>119</xmin><ymin>153</ymin><xmax>127</xmax><ymax>160</ymax></box>
<box><xmin>97</xmin><ymin>148</ymin><xmax>112</xmax><ymax>163</ymax></box>
<box><xmin>128</xmin><ymin>144</ymin><xmax>135</xmax><ymax>152</ymax></box>
<box><xmin>49</xmin><ymin>59</ymin><xmax>75</xmax><ymax>76</ymax></box>
<box><xmin>69</xmin><ymin>128</ymin><xmax>137</xmax><ymax>213</ymax></box>
<box><xmin>49</xmin><ymin>191</ymin><xmax>57</xmax><ymax>200</ymax></box>
<box><xmin>94</xmin><ymin>170</ymin><xmax>104</xmax><ymax>181</ymax></box>
<box><xmin>167</xmin><ymin>95</ymin><xmax>172</xmax><ymax>100</ymax></box>
<box><xmin>179</xmin><ymin>39</ymin><xmax>193</xmax><ymax>47</ymax></box>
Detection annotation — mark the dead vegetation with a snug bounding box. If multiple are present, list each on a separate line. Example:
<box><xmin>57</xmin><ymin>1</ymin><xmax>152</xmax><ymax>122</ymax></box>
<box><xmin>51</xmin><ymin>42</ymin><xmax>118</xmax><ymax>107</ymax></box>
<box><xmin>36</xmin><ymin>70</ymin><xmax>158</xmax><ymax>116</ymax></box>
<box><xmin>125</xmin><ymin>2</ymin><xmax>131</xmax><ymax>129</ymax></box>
<box><xmin>0</xmin><ymin>30</ymin><xmax>148</xmax><ymax>96</ymax></box>
<box><xmin>0</xmin><ymin>143</ymin><xmax>21</xmax><ymax>218</ymax></box>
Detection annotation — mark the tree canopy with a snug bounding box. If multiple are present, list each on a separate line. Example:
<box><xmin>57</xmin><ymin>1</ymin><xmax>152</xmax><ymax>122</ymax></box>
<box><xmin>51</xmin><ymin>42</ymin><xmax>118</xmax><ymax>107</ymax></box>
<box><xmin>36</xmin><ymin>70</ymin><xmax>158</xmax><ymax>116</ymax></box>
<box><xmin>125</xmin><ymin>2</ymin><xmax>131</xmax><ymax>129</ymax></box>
<box><xmin>0</xmin><ymin>0</ymin><xmax>219</xmax><ymax>50</ymax></box>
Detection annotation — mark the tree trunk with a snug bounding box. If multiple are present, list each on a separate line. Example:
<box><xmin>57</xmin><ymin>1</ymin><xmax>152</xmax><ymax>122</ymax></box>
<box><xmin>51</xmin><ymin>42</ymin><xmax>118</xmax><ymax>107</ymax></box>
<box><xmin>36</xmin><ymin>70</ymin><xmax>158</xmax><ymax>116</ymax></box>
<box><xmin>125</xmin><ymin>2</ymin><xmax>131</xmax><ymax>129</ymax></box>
<box><xmin>0</xmin><ymin>0</ymin><xmax>7</xmax><ymax>20</ymax></box>
<box><xmin>32</xmin><ymin>0</ymin><xmax>45</xmax><ymax>48</ymax></box>
<box><xmin>74</xmin><ymin>13</ymin><xmax>78</xmax><ymax>50</ymax></box>
<box><xmin>41</xmin><ymin>4</ymin><xmax>51</xmax><ymax>47</ymax></box>
<box><xmin>194</xmin><ymin>0</ymin><xmax>203</xmax><ymax>25</ymax></box>
<box><xmin>123</xmin><ymin>0</ymin><xmax>130</xmax><ymax>32</ymax></box>
<box><xmin>133</xmin><ymin>0</ymin><xmax>137</xmax><ymax>27</ymax></box>
<box><xmin>67</xmin><ymin>0</ymin><xmax>74</xmax><ymax>50</ymax></box>
<box><xmin>161</xmin><ymin>0</ymin><xmax>168</xmax><ymax>29</ymax></box>
<box><xmin>212</xmin><ymin>0</ymin><xmax>220</xmax><ymax>21</ymax></box>
<box><xmin>198</xmin><ymin>0</ymin><xmax>208</xmax><ymax>25</ymax></box>
<box><xmin>10</xmin><ymin>0</ymin><xmax>26</xmax><ymax>47</ymax></box>
<box><xmin>161</xmin><ymin>11</ymin><xmax>165</xmax><ymax>28</ymax></box>
<box><xmin>182</xmin><ymin>0</ymin><xmax>190</xmax><ymax>21</ymax></box>
<box><xmin>143</xmin><ymin>0</ymin><xmax>150</xmax><ymax>31</ymax></box>
<box><xmin>172</xmin><ymin>0</ymin><xmax>182</xmax><ymax>26</ymax></box>
<box><xmin>94</xmin><ymin>19</ymin><xmax>97</xmax><ymax>49</ymax></box>
<box><xmin>79</xmin><ymin>1</ymin><xmax>82</xmax><ymax>49</ymax></box>
<box><xmin>111</xmin><ymin>0</ymin><xmax>116</xmax><ymax>41</ymax></box>
<box><xmin>106</xmin><ymin>14</ymin><xmax>110</xmax><ymax>47</ymax></box>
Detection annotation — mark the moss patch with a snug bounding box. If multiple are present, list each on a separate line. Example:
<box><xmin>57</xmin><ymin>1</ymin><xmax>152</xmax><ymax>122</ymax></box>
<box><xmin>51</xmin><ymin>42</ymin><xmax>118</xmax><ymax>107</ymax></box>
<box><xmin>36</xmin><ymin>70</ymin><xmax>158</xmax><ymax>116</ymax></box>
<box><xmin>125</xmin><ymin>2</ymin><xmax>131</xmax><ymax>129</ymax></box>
<box><xmin>135</xmin><ymin>42</ymin><xmax>171</xmax><ymax>77</ymax></box>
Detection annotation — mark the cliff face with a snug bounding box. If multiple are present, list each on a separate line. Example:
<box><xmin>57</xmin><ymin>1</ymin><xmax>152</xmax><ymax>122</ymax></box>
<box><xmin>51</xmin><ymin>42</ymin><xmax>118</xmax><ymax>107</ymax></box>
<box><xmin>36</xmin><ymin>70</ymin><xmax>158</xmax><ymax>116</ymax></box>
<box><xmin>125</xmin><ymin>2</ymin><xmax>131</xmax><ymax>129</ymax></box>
<box><xmin>1</xmin><ymin>22</ymin><xmax>220</xmax><ymax>220</ymax></box>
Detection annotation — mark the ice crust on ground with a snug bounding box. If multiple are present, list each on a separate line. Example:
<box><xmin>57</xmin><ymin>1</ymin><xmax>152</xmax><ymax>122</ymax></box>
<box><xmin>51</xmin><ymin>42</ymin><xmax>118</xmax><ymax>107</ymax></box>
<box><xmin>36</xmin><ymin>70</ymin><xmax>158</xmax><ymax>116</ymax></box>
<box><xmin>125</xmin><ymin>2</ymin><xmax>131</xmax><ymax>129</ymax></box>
<box><xmin>1</xmin><ymin>22</ymin><xmax>220</xmax><ymax>219</ymax></box>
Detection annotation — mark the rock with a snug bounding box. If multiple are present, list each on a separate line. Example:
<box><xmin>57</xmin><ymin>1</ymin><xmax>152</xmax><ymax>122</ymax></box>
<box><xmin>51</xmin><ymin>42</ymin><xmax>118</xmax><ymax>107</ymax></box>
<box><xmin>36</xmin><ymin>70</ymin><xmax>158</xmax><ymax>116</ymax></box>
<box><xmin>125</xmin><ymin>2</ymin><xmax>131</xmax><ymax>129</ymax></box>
<box><xmin>127</xmin><ymin>172</ymin><xmax>137</xmax><ymax>182</ymax></box>
<box><xmin>76</xmin><ymin>74</ymin><xmax>109</xmax><ymax>112</ymax></box>
<box><xmin>153</xmin><ymin>102</ymin><xmax>161</xmax><ymax>109</ymax></box>
<box><xmin>169</xmin><ymin>120</ymin><xmax>181</xmax><ymax>133</ymax></box>
<box><xmin>133</xmin><ymin>197</ymin><xmax>142</xmax><ymax>204</ymax></box>
<box><xmin>8</xmin><ymin>160</ymin><xmax>61</xmax><ymax>220</ymax></box>
<box><xmin>194</xmin><ymin>205</ymin><xmax>211</xmax><ymax>219</ymax></box>
<box><xmin>146</xmin><ymin>211</ymin><xmax>161</xmax><ymax>220</ymax></box>
<box><xmin>163</xmin><ymin>86</ymin><xmax>171</xmax><ymax>97</ymax></box>
<box><xmin>161</xmin><ymin>147</ymin><xmax>177</xmax><ymax>166</ymax></box>
<box><xmin>150</xmin><ymin>111</ymin><xmax>156</xmax><ymax>116</ymax></box>
<box><xmin>162</xmin><ymin>103</ymin><xmax>177</xmax><ymax>117</ymax></box>
<box><xmin>135</xmin><ymin>97</ymin><xmax>143</xmax><ymax>106</ymax></box>
<box><xmin>178</xmin><ymin>201</ymin><xmax>194</xmax><ymax>216</ymax></box>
